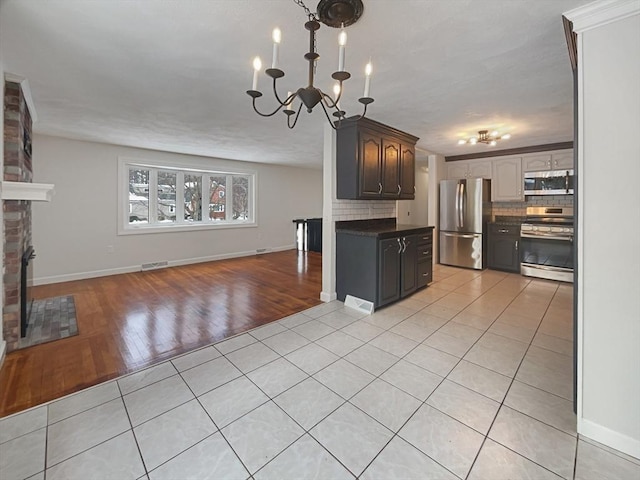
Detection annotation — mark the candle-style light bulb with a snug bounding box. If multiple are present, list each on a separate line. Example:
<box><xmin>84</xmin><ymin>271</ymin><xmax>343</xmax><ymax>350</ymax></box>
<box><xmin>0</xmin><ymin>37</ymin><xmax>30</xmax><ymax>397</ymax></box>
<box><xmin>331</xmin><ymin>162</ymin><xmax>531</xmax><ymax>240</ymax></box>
<box><xmin>286</xmin><ymin>91</ymin><xmax>294</xmax><ymax>110</ymax></box>
<box><xmin>363</xmin><ymin>60</ymin><xmax>372</xmax><ymax>97</ymax></box>
<box><xmin>338</xmin><ymin>27</ymin><xmax>347</xmax><ymax>71</ymax></box>
<box><xmin>502</xmin><ymin>133</ymin><xmax>511</xmax><ymax>140</ymax></box>
<box><xmin>271</xmin><ymin>28</ymin><xmax>281</xmax><ymax>69</ymax></box>
<box><xmin>333</xmin><ymin>83</ymin><xmax>341</xmax><ymax>110</ymax></box>
<box><xmin>252</xmin><ymin>56</ymin><xmax>262</xmax><ymax>90</ymax></box>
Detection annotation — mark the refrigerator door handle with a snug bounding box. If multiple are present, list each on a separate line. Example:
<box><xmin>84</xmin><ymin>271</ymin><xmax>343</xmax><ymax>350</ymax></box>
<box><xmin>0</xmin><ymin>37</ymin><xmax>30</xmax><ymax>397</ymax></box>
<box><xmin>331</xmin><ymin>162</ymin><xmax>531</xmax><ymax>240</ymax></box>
<box><xmin>455</xmin><ymin>183</ymin><xmax>461</xmax><ymax>229</ymax></box>
<box><xmin>458</xmin><ymin>181</ymin><xmax>465</xmax><ymax>228</ymax></box>
<box><xmin>443</xmin><ymin>232</ymin><xmax>478</xmax><ymax>239</ymax></box>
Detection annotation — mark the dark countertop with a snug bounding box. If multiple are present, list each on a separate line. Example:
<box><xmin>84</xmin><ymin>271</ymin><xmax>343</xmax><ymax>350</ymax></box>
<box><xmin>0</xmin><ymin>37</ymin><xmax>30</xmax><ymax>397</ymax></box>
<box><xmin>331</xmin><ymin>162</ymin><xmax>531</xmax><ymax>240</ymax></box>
<box><xmin>336</xmin><ymin>218</ymin><xmax>434</xmax><ymax>238</ymax></box>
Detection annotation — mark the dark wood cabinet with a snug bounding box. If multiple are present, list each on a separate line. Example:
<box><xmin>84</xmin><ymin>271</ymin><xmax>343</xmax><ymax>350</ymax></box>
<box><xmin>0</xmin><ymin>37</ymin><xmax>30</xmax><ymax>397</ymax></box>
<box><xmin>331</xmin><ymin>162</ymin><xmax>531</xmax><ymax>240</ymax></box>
<box><xmin>337</xmin><ymin>117</ymin><xmax>419</xmax><ymax>200</ymax></box>
<box><xmin>379</xmin><ymin>237</ymin><xmax>402</xmax><ymax>305</ymax></box>
<box><xmin>416</xmin><ymin>231</ymin><xmax>433</xmax><ymax>287</ymax></box>
<box><xmin>487</xmin><ymin>223</ymin><xmax>521</xmax><ymax>273</ymax></box>
<box><xmin>337</xmin><ymin>226</ymin><xmax>433</xmax><ymax>309</ymax></box>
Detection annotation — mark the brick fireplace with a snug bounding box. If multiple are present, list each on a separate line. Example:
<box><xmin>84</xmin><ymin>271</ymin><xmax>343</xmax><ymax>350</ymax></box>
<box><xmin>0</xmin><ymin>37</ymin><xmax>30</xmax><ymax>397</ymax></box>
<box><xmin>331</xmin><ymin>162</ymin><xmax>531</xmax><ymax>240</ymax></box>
<box><xmin>3</xmin><ymin>79</ymin><xmax>34</xmax><ymax>352</ymax></box>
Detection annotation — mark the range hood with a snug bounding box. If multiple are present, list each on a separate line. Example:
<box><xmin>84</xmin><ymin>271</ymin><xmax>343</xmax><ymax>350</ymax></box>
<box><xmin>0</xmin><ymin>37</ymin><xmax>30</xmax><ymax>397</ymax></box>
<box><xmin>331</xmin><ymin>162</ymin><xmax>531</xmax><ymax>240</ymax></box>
<box><xmin>1</xmin><ymin>181</ymin><xmax>55</xmax><ymax>202</ymax></box>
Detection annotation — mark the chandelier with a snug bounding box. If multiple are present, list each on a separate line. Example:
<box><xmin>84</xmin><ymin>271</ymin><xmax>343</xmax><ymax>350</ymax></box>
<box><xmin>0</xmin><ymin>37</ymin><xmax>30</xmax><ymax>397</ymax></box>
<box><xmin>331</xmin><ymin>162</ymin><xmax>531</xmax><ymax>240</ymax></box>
<box><xmin>458</xmin><ymin>130</ymin><xmax>512</xmax><ymax>147</ymax></box>
<box><xmin>246</xmin><ymin>0</ymin><xmax>373</xmax><ymax>129</ymax></box>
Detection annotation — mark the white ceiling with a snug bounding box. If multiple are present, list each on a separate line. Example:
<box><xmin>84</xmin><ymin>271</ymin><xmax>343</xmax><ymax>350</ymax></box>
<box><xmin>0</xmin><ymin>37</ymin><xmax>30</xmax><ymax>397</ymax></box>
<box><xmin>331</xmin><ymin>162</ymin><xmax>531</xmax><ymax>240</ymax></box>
<box><xmin>0</xmin><ymin>0</ymin><xmax>591</xmax><ymax>168</ymax></box>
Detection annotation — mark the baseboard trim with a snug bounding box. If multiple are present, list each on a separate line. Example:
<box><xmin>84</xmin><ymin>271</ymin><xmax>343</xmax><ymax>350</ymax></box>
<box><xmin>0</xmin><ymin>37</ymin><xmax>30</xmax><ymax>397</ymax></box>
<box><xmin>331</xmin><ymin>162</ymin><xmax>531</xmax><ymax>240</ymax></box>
<box><xmin>34</xmin><ymin>244</ymin><xmax>296</xmax><ymax>285</ymax></box>
<box><xmin>578</xmin><ymin>417</ymin><xmax>640</xmax><ymax>459</ymax></box>
<box><xmin>320</xmin><ymin>291</ymin><xmax>337</xmax><ymax>302</ymax></box>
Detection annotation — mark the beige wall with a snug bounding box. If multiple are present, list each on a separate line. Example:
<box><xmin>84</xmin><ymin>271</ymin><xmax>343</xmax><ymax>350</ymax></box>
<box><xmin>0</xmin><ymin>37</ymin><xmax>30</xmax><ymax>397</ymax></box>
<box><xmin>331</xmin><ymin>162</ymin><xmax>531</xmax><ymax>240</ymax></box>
<box><xmin>31</xmin><ymin>134</ymin><xmax>322</xmax><ymax>283</ymax></box>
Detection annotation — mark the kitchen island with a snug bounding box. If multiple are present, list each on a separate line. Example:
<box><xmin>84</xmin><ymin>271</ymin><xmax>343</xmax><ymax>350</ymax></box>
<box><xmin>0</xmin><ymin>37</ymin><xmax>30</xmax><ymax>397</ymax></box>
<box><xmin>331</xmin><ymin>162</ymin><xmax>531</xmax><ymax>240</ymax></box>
<box><xmin>336</xmin><ymin>218</ymin><xmax>434</xmax><ymax>310</ymax></box>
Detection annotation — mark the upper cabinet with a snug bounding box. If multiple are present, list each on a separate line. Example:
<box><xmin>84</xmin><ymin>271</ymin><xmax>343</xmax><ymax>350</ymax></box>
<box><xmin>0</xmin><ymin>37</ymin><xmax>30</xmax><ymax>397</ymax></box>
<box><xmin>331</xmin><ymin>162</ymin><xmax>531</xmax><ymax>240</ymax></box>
<box><xmin>492</xmin><ymin>157</ymin><xmax>523</xmax><ymax>202</ymax></box>
<box><xmin>523</xmin><ymin>150</ymin><xmax>574</xmax><ymax>172</ymax></box>
<box><xmin>337</xmin><ymin>118</ymin><xmax>419</xmax><ymax>200</ymax></box>
<box><xmin>447</xmin><ymin>159</ymin><xmax>492</xmax><ymax>180</ymax></box>
<box><xmin>445</xmin><ymin>149</ymin><xmax>573</xmax><ymax>202</ymax></box>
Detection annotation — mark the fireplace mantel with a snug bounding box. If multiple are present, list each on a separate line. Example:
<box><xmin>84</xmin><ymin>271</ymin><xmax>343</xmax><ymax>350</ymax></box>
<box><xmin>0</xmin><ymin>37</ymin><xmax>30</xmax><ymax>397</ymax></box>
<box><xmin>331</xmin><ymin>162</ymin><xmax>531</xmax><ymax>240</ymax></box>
<box><xmin>1</xmin><ymin>181</ymin><xmax>54</xmax><ymax>202</ymax></box>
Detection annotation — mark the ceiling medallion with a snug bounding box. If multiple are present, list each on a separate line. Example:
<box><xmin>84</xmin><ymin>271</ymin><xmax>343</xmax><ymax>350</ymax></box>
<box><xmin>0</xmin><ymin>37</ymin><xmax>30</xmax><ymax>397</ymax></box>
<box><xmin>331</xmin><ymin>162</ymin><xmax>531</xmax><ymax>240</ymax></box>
<box><xmin>317</xmin><ymin>0</ymin><xmax>364</xmax><ymax>28</ymax></box>
<box><xmin>458</xmin><ymin>130</ymin><xmax>512</xmax><ymax>147</ymax></box>
<box><xmin>246</xmin><ymin>0</ymin><xmax>373</xmax><ymax>129</ymax></box>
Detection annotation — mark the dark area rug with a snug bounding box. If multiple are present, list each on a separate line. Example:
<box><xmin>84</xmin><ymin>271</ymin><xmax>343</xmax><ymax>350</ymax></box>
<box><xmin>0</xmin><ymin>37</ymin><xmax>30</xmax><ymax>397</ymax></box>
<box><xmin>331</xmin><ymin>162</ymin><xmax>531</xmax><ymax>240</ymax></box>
<box><xmin>18</xmin><ymin>295</ymin><xmax>79</xmax><ymax>349</ymax></box>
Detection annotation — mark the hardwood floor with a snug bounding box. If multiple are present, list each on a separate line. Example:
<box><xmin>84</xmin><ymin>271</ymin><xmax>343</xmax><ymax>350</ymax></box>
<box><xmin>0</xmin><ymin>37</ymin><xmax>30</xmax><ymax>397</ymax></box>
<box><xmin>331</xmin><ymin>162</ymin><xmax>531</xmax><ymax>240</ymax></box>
<box><xmin>0</xmin><ymin>250</ymin><xmax>322</xmax><ymax>417</ymax></box>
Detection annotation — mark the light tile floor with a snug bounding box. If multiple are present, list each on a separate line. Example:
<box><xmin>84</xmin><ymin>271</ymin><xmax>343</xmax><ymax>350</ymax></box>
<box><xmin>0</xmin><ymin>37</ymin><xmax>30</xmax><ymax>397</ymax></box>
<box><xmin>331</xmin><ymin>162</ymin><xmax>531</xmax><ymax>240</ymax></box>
<box><xmin>2</xmin><ymin>266</ymin><xmax>639</xmax><ymax>480</ymax></box>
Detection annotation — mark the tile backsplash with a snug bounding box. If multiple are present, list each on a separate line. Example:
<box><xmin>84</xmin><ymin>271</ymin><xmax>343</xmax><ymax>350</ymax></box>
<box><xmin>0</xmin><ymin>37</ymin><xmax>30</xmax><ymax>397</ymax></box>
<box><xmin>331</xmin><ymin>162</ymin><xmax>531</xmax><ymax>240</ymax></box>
<box><xmin>492</xmin><ymin>195</ymin><xmax>573</xmax><ymax>218</ymax></box>
<box><xmin>331</xmin><ymin>199</ymin><xmax>396</xmax><ymax>222</ymax></box>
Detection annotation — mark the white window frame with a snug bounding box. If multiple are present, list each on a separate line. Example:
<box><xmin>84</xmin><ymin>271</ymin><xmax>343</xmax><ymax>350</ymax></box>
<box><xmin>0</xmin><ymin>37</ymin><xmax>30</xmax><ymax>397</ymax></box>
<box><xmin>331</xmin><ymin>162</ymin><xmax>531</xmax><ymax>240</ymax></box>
<box><xmin>118</xmin><ymin>157</ymin><xmax>257</xmax><ymax>235</ymax></box>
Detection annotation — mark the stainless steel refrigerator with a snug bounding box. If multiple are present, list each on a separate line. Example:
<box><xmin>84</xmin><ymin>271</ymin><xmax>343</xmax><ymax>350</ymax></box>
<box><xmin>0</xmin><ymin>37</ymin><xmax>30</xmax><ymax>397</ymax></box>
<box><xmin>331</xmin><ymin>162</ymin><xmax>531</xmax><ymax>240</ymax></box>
<box><xmin>439</xmin><ymin>178</ymin><xmax>491</xmax><ymax>269</ymax></box>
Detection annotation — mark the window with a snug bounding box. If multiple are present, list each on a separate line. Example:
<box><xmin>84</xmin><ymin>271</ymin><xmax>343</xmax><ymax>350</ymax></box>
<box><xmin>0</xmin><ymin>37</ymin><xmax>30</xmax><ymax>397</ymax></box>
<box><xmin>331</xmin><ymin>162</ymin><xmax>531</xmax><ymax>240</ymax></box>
<box><xmin>120</xmin><ymin>159</ymin><xmax>256</xmax><ymax>234</ymax></box>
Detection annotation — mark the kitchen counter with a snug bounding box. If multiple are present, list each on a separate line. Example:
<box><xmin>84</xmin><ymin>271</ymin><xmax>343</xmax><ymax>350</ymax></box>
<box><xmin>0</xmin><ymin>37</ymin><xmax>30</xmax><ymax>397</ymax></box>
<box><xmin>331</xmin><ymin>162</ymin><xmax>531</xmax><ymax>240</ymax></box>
<box><xmin>335</xmin><ymin>218</ymin><xmax>434</xmax><ymax>239</ymax></box>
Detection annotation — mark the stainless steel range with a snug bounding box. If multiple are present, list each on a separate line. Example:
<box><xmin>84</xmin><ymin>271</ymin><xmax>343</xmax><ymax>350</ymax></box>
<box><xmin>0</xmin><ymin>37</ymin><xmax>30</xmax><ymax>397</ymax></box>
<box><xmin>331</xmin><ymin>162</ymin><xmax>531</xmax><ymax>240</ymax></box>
<box><xmin>520</xmin><ymin>206</ymin><xmax>574</xmax><ymax>283</ymax></box>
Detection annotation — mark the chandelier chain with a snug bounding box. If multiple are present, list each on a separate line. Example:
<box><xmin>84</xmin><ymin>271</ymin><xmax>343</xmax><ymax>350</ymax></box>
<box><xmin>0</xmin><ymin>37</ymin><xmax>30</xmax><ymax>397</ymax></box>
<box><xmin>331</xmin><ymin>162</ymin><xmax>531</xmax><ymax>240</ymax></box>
<box><xmin>292</xmin><ymin>0</ymin><xmax>317</xmax><ymax>21</ymax></box>
<box><xmin>292</xmin><ymin>0</ymin><xmax>317</xmax><ymax>73</ymax></box>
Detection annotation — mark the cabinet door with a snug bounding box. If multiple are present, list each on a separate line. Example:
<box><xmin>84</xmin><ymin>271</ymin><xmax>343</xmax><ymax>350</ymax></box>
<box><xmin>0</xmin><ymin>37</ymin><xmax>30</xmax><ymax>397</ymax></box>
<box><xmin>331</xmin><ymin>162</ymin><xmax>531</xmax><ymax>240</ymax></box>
<box><xmin>523</xmin><ymin>154</ymin><xmax>552</xmax><ymax>172</ymax></box>
<box><xmin>359</xmin><ymin>132</ymin><xmax>382</xmax><ymax>197</ymax></box>
<box><xmin>447</xmin><ymin>162</ymin><xmax>469</xmax><ymax>179</ymax></box>
<box><xmin>488</xmin><ymin>235</ymin><xmax>520</xmax><ymax>272</ymax></box>
<box><xmin>492</xmin><ymin>157</ymin><xmax>523</xmax><ymax>201</ymax></box>
<box><xmin>382</xmin><ymin>141</ymin><xmax>401</xmax><ymax>197</ymax></box>
<box><xmin>401</xmin><ymin>235</ymin><xmax>418</xmax><ymax>297</ymax></box>
<box><xmin>399</xmin><ymin>145</ymin><xmax>415</xmax><ymax>199</ymax></box>
<box><xmin>468</xmin><ymin>160</ymin><xmax>492</xmax><ymax>179</ymax></box>
<box><xmin>378</xmin><ymin>238</ymin><xmax>401</xmax><ymax>307</ymax></box>
<box><xmin>552</xmin><ymin>151</ymin><xmax>574</xmax><ymax>170</ymax></box>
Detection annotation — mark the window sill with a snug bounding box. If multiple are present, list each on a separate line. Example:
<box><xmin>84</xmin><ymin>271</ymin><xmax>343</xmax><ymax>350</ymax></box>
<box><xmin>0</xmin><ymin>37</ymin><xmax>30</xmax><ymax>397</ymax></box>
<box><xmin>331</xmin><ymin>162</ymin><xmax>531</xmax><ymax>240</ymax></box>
<box><xmin>118</xmin><ymin>221</ymin><xmax>257</xmax><ymax>236</ymax></box>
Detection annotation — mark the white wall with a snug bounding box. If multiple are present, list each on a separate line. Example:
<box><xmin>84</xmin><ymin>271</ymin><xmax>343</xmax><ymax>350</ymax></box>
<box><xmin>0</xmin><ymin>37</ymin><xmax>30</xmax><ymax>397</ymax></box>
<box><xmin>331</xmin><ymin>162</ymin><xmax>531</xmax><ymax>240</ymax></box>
<box><xmin>427</xmin><ymin>154</ymin><xmax>446</xmax><ymax>263</ymax></box>
<box><xmin>396</xmin><ymin>158</ymin><xmax>430</xmax><ymax>226</ymax></box>
<box><xmin>31</xmin><ymin>134</ymin><xmax>322</xmax><ymax>283</ymax></box>
<box><xmin>571</xmin><ymin>3</ymin><xmax>640</xmax><ymax>458</ymax></box>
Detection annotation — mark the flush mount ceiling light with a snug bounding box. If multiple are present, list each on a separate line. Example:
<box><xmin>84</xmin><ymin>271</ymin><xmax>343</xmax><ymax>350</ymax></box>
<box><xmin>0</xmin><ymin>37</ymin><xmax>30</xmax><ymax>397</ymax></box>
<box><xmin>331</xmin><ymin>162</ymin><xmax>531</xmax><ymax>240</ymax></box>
<box><xmin>246</xmin><ymin>0</ymin><xmax>373</xmax><ymax>129</ymax></box>
<box><xmin>458</xmin><ymin>130</ymin><xmax>512</xmax><ymax>147</ymax></box>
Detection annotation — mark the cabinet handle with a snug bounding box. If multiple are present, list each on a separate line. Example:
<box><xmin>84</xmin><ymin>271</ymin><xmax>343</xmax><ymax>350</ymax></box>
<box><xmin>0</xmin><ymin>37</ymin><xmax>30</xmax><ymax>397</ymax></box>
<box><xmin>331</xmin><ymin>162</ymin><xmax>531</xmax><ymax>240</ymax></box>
<box><xmin>378</xmin><ymin>182</ymin><xmax>383</xmax><ymax>194</ymax></box>
<box><xmin>422</xmin><ymin>273</ymin><xmax>428</xmax><ymax>277</ymax></box>
<box><xmin>554</xmin><ymin>159</ymin><xmax>558</xmax><ymax>167</ymax></box>
<box><xmin>515</xmin><ymin>240</ymin><xmax>519</xmax><ymax>251</ymax></box>
<box><xmin>498</xmin><ymin>229</ymin><xmax>509</xmax><ymax>233</ymax></box>
<box><xmin>402</xmin><ymin>237</ymin><xmax>407</xmax><ymax>253</ymax></box>
<box><xmin>397</xmin><ymin>237</ymin><xmax>402</xmax><ymax>253</ymax></box>
<box><xmin>422</xmin><ymin>251</ymin><xmax>429</xmax><ymax>255</ymax></box>
<box><xmin>397</xmin><ymin>185</ymin><xmax>401</xmax><ymax>195</ymax></box>
<box><xmin>414</xmin><ymin>186</ymin><xmax>416</xmax><ymax>194</ymax></box>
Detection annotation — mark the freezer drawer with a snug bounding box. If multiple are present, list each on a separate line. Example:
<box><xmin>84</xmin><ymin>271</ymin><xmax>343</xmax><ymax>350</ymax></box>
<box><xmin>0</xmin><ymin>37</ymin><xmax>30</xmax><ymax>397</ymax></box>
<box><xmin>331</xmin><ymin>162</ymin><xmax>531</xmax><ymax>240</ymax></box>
<box><xmin>439</xmin><ymin>231</ymin><xmax>484</xmax><ymax>270</ymax></box>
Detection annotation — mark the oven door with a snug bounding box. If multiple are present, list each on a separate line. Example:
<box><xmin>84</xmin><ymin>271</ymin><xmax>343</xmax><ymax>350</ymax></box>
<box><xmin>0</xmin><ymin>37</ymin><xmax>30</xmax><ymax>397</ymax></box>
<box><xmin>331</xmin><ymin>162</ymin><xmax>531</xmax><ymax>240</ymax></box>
<box><xmin>520</xmin><ymin>231</ymin><xmax>574</xmax><ymax>282</ymax></box>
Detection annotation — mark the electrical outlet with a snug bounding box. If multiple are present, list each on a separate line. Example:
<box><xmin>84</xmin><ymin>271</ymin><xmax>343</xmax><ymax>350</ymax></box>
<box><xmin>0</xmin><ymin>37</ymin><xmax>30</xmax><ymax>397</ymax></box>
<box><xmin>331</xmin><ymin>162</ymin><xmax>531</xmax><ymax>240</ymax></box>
<box><xmin>106</xmin><ymin>245</ymin><xmax>115</xmax><ymax>254</ymax></box>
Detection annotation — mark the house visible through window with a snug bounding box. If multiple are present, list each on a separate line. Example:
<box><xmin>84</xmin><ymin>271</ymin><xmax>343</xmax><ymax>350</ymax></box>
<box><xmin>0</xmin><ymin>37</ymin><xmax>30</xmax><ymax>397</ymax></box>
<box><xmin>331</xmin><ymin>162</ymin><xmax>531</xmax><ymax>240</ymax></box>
<box><xmin>121</xmin><ymin>160</ymin><xmax>255</xmax><ymax>233</ymax></box>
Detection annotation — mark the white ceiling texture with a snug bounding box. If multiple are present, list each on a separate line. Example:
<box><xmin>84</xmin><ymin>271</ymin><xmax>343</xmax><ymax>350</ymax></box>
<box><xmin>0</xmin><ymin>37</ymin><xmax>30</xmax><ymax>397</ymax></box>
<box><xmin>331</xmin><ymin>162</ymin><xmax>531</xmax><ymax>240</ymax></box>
<box><xmin>0</xmin><ymin>0</ymin><xmax>592</xmax><ymax>168</ymax></box>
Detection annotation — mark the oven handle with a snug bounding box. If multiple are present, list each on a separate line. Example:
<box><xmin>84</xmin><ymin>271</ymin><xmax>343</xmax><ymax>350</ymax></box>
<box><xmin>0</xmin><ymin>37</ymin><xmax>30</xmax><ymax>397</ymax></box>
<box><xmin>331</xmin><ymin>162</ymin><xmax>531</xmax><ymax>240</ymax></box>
<box><xmin>521</xmin><ymin>232</ymin><xmax>573</xmax><ymax>241</ymax></box>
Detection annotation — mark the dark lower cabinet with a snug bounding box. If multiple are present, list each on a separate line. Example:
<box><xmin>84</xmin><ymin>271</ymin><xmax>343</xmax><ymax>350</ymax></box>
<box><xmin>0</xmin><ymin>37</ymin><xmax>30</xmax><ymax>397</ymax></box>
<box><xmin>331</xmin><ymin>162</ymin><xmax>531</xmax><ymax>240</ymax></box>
<box><xmin>379</xmin><ymin>238</ymin><xmax>401</xmax><ymax>305</ymax></box>
<box><xmin>337</xmin><ymin>228</ymin><xmax>433</xmax><ymax>309</ymax></box>
<box><xmin>487</xmin><ymin>223</ymin><xmax>521</xmax><ymax>273</ymax></box>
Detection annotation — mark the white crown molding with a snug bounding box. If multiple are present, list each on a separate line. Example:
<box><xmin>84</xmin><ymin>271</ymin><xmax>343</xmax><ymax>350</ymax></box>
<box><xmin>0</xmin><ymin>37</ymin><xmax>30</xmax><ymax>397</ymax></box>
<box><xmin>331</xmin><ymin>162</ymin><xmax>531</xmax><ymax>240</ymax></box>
<box><xmin>564</xmin><ymin>0</ymin><xmax>640</xmax><ymax>33</ymax></box>
<box><xmin>1</xmin><ymin>181</ymin><xmax>54</xmax><ymax>201</ymax></box>
<box><xmin>4</xmin><ymin>73</ymin><xmax>38</xmax><ymax>123</ymax></box>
